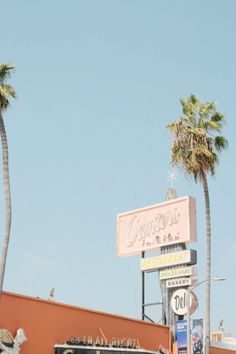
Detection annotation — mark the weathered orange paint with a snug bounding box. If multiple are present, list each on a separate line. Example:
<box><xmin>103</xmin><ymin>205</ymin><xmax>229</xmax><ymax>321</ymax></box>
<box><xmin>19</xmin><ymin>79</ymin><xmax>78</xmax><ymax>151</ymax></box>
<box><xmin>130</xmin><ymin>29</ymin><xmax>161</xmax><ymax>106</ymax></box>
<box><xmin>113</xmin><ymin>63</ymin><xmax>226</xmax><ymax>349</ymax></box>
<box><xmin>1</xmin><ymin>292</ymin><xmax>234</xmax><ymax>354</ymax></box>
<box><xmin>211</xmin><ymin>346</ymin><xmax>236</xmax><ymax>354</ymax></box>
<box><xmin>0</xmin><ymin>292</ymin><xmax>171</xmax><ymax>354</ymax></box>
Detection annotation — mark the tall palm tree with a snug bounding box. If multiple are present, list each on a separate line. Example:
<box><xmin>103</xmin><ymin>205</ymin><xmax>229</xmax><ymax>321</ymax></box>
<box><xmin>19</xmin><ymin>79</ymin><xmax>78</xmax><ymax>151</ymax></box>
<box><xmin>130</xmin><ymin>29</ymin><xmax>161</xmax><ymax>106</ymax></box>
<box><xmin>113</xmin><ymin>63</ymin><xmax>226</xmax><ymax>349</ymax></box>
<box><xmin>167</xmin><ymin>95</ymin><xmax>227</xmax><ymax>354</ymax></box>
<box><xmin>0</xmin><ymin>63</ymin><xmax>16</xmax><ymax>296</ymax></box>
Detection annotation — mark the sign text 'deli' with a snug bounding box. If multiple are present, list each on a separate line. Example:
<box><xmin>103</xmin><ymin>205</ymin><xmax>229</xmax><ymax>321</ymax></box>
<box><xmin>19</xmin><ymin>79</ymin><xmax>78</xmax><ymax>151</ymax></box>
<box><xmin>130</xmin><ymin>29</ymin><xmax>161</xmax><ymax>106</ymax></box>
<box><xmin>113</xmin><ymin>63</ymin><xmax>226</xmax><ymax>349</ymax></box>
<box><xmin>116</xmin><ymin>196</ymin><xmax>196</xmax><ymax>256</ymax></box>
<box><xmin>171</xmin><ymin>289</ymin><xmax>198</xmax><ymax>316</ymax></box>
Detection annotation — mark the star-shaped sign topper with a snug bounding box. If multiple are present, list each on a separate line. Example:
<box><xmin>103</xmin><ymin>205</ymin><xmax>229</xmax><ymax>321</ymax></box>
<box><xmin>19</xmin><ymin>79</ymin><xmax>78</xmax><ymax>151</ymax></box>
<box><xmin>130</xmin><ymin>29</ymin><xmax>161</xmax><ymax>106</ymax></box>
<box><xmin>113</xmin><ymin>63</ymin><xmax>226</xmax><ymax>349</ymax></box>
<box><xmin>167</xmin><ymin>168</ymin><xmax>177</xmax><ymax>189</ymax></box>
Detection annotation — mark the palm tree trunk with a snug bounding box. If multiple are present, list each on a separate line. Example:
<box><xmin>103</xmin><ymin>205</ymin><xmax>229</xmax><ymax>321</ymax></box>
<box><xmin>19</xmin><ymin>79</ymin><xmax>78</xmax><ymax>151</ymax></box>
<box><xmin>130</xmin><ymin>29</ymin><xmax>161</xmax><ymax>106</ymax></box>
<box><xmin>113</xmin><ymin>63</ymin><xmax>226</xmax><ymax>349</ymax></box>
<box><xmin>0</xmin><ymin>111</ymin><xmax>12</xmax><ymax>296</ymax></box>
<box><xmin>202</xmin><ymin>172</ymin><xmax>211</xmax><ymax>354</ymax></box>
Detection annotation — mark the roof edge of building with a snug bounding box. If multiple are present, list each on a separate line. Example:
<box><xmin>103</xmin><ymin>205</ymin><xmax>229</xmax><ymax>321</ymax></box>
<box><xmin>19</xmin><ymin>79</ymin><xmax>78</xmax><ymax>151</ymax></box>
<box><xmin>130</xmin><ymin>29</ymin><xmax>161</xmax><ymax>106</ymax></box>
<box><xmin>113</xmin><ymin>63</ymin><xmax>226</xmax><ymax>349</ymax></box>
<box><xmin>2</xmin><ymin>291</ymin><xmax>169</xmax><ymax>330</ymax></box>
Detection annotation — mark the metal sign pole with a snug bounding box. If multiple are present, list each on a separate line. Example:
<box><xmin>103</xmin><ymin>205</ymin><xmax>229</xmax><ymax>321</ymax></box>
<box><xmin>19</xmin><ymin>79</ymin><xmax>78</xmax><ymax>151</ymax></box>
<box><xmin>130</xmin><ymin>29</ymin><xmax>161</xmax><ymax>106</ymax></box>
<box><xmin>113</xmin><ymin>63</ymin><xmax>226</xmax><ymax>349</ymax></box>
<box><xmin>141</xmin><ymin>251</ymin><xmax>145</xmax><ymax>320</ymax></box>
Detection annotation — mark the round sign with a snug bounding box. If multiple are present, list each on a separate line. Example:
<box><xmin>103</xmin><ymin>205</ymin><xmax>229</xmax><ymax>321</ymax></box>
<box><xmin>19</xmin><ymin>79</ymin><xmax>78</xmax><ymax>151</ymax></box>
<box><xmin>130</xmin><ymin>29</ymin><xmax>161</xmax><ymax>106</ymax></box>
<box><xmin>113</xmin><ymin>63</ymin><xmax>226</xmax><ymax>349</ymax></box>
<box><xmin>170</xmin><ymin>288</ymin><xmax>198</xmax><ymax>315</ymax></box>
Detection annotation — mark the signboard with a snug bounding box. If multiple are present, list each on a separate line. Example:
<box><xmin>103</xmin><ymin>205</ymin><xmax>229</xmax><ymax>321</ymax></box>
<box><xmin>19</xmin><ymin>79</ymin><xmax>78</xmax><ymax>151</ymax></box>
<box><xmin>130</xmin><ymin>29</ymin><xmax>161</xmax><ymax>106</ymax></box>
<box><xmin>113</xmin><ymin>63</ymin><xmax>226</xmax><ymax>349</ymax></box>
<box><xmin>116</xmin><ymin>196</ymin><xmax>197</xmax><ymax>256</ymax></box>
<box><xmin>166</xmin><ymin>277</ymin><xmax>192</xmax><ymax>288</ymax></box>
<box><xmin>140</xmin><ymin>250</ymin><xmax>197</xmax><ymax>272</ymax></box>
<box><xmin>176</xmin><ymin>320</ymin><xmax>187</xmax><ymax>354</ymax></box>
<box><xmin>191</xmin><ymin>319</ymin><xmax>204</xmax><ymax>354</ymax></box>
<box><xmin>170</xmin><ymin>289</ymin><xmax>198</xmax><ymax>316</ymax></box>
<box><xmin>65</xmin><ymin>337</ymin><xmax>137</xmax><ymax>348</ymax></box>
<box><xmin>159</xmin><ymin>266</ymin><xmax>197</xmax><ymax>280</ymax></box>
<box><xmin>54</xmin><ymin>346</ymin><xmax>159</xmax><ymax>354</ymax></box>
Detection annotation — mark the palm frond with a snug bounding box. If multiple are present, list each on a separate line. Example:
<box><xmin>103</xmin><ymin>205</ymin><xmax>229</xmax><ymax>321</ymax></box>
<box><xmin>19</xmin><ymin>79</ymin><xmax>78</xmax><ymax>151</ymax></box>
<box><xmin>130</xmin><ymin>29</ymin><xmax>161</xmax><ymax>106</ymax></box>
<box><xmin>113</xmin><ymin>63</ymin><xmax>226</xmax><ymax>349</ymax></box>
<box><xmin>0</xmin><ymin>63</ymin><xmax>15</xmax><ymax>83</ymax></box>
<box><xmin>211</xmin><ymin>112</ymin><xmax>225</xmax><ymax>122</ymax></box>
<box><xmin>0</xmin><ymin>84</ymin><xmax>17</xmax><ymax>100</ymax></box>
<box><xmin>189</xmin><ymin>94</ymin><xmax>198</xmax><ymax>104</ymax></box>
<box><xmin>214</xmin><ymin>136</ymin><xmax>228</xmax><ymax>151</ymax></box>
<box><xmin>196</xmin><ymin>143</ymin><xmax>213</xmax><ymax>158</ymax></box>
<box><xmin>186</xmin><ymin>127</ymin><xmax>205</xmax><ymax>136</ymax></box>
<box><xmin>200</xmin><ymin>119</ymin><xmax>223</xmax><ymax>132</ymax></box>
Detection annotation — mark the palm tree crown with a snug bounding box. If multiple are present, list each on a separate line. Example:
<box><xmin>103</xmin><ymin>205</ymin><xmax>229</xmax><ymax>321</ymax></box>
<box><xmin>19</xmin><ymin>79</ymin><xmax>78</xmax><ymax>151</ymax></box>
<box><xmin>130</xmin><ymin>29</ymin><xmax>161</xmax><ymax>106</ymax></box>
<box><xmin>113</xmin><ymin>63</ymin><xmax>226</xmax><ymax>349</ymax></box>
<box><xmin>167</xmin><ymin>94</ymin><xmax>227</xmax><ymax>180</ymax></box>
<box><xmin>0</xmin><ymin>63</ymin><xmax>16</xmax><ymax>111</ymax></box>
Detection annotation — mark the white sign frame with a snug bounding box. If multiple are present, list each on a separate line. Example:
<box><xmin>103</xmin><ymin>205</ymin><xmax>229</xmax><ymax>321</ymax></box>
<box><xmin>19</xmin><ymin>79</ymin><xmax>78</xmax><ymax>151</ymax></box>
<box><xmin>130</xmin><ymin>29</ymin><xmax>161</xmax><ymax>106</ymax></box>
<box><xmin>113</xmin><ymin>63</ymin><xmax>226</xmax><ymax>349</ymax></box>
<box><xmin>166</xmin><ymin>277</ymin><xmax>192</xmax><ymax>288</ymax></box>
<box><xmin>159</xmin><ymin>266</ymin><xmax>197</xmax><ymax>280</ymax></box>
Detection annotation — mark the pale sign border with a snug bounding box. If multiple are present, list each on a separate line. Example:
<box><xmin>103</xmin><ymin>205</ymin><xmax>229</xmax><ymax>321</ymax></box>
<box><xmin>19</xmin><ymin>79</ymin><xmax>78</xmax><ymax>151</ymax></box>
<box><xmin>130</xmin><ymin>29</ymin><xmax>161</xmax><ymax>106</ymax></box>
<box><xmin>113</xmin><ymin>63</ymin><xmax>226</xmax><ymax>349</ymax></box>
<box><xmin>116</xmin><ymin>196</ymin><xmax>197</xmax><ymax>256</ymax></box>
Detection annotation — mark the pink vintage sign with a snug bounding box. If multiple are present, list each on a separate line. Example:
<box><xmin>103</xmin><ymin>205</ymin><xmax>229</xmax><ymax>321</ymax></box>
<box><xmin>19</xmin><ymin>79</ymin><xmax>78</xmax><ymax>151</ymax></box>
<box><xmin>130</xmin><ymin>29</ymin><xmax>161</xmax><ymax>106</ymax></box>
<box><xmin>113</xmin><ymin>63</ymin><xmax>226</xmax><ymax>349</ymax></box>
<box><xmin>116</xmin><ymin>196</ymin><xmax>196</xmax><ymax>256</ymax></box>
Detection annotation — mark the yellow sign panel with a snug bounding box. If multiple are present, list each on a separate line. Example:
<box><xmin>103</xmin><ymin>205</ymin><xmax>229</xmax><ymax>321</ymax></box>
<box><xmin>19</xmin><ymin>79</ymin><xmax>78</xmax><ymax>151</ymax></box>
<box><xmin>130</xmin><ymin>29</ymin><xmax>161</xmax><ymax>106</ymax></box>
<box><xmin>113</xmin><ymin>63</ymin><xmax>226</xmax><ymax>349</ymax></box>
<box><xmin>159</xmin><ymin>266</ymin><xmax>196</xmax><ymax>280</ymax></box>
<box><xmin>140</xmin><ymin>250</ymin><xmax>196</xmax><ymax>272</ymax></box>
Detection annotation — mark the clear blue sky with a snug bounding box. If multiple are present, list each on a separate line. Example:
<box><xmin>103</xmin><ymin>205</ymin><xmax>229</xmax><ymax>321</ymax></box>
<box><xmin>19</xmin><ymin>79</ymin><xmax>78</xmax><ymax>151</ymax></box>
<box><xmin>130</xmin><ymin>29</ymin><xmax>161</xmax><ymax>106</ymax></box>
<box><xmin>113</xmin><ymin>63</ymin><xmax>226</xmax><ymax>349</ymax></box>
<box><xmin>1</xmin><ymin>0</ymin><xmax>236</xmax><ymax>337</ymax></box>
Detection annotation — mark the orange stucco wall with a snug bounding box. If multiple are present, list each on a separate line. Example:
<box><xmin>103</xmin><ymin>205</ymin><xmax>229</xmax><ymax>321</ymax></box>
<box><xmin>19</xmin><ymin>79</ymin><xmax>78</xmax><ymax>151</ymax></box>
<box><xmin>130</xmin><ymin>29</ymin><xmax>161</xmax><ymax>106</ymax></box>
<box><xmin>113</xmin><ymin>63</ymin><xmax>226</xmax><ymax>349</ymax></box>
<box><xmin>211</xmin><ymin>346</ymin><xmax>236</xmax><ymax>354</ymax></box>
<box><xmin>0</xmin><ymin>292</ymin><xmax>171</xmax><ymax>354</ymax></box>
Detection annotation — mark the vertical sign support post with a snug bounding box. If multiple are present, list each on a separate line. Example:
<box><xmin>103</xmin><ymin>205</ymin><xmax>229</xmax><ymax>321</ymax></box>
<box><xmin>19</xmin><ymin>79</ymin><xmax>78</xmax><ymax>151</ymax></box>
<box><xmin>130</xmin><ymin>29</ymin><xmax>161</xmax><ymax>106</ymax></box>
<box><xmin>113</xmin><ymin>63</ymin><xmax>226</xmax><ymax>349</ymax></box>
<box><xmin>187</xmin><ymin>287</ymin><xmax>191</xmax><ymax>354</ymax></box>
<box><xmin>141</xmin><ymin>251</ymin><xmax>145</xmax><ymax>320</ymax></box>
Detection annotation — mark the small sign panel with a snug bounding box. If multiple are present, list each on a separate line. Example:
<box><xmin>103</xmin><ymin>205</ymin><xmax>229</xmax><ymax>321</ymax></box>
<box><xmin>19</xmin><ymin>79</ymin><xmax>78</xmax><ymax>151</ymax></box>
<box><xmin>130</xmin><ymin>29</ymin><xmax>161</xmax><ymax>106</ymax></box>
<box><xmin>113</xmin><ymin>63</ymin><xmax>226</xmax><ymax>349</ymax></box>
<box><xmin>192</xmin><ymin>319</ymin><xmax>204</xmax><ymax>354</ymax></box>
<box><xmin>117</xmin><ymin>196</ymin><xmax>197</xmax><ymax>256</ymax></box>
<box><xmin>176</xmin><ymin>320</ymin><xmax>187</xmax><ymax>350</ymax></box>
<box><xmin>159</xmin><ymin>266</ymin><xmax>197</xmax><ymax>280</ymax></box>
<box><xmin>140</xmin><ymin>250</ymin><xmax>197</xmax><ymax>272</ymax></box>
<box><xmin>166</xmin><ymin>277</ymin><xmax>192</xmax><ymax>288</ymax></box>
